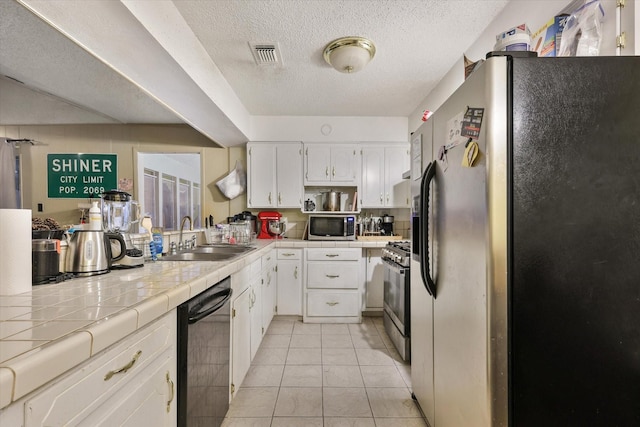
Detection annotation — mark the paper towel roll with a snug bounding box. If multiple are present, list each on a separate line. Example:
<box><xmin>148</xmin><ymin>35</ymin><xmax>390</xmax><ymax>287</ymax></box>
<box><xmin>0</xmin><ymin>209</ymin><xmax>32</xmax><ymax>295</ymax></box>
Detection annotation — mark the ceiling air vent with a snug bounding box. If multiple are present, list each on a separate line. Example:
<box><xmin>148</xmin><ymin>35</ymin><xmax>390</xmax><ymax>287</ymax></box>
<box><xmin>249</xmin><ymin>42</ymin><xmax>282</xmax><ymax>66</ymax></box>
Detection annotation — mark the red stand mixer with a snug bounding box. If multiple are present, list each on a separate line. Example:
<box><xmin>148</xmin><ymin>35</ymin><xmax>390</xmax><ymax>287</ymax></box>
<box><xmin>257</xmin><ymin>211</ymin><xmax>285</xmax><ymax>239</ymax></box>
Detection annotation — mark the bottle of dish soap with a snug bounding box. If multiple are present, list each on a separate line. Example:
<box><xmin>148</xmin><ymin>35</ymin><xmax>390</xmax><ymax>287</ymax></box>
<box><xmin>88</xmin><ymin>201</ymin><xmax>102</xmax><ymax>230</ymax></box>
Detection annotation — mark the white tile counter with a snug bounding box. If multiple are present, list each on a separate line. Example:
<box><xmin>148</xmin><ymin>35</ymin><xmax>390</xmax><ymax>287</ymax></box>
<box><xmin>0</xmin><ymin>238</ymin><xmax>395</xmax><ymax>409</ymax></box>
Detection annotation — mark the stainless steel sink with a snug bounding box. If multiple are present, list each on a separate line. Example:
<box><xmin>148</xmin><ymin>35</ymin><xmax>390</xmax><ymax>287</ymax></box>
<box><xmin>159</xmin><ymin>244</ymin><xmax>255</xmax><ymax>262</ymax></box>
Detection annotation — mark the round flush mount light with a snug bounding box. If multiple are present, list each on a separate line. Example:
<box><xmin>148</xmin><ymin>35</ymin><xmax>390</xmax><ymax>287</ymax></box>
<box><xmin>323</xmin><ymin>36</ymin><xmax>376</xmax><ymax>73</ymax></box>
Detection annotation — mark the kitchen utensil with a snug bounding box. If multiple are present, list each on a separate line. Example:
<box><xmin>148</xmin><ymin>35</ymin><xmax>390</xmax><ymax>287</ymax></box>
<box><xmin>32</xmin><ymin>239</ymin><xmax>60</xmax><ymax>284</ymax></box>
<box><xmin>322</xmin><ymin>190</ymin><xmax>342</xmax><ymax>211</ymax></box>
<box><xmin>66</xmin><ymin>230</ymin><xmax>126</xmax><ymax>276</ymax></box>
<box><xmin>101</xmin><ymin>190</ymin><xmax>144</xmax><ymax>268</ymax></box>
<box><xmin>380</xmin><ymin>214</ymin><xmax>394</xmax><ymax>235</ymax></box>
<box><xmin>268</xmin><ymin>220</ymin><xmax>286</xmax><ymax>238</ymax></box>
<box><xmin>257</xmin><ymin>211</ymin><xmax>282</xmax><ymax>239</ymax></box>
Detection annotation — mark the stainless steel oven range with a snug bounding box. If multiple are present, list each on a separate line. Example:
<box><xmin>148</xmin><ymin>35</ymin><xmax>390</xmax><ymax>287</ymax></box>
<box><xmin>382</xmin><ymin>240</ymin><xmax>411</xmax><ymax>361</ymax></box>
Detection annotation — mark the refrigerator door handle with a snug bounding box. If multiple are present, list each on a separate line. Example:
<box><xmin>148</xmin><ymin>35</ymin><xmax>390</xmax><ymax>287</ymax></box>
<box><xmin>420</xmin><ymin>161</ymin><xmax>437</xmax><ymax>297</ymax></box>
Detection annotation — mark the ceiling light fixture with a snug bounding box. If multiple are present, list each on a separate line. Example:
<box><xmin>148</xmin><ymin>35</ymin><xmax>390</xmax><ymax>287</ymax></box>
<box><xmin>323</xmin><ymin>36</ymin><xmax>376</xmax><ymax>73</ymax></box>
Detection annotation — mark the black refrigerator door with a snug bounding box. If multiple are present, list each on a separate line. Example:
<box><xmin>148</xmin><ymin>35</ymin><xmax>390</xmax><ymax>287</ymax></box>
<box><xmin>509</xmin><ymin>56</ymin><xmax>640</xmax><ymax>426</ymax></box>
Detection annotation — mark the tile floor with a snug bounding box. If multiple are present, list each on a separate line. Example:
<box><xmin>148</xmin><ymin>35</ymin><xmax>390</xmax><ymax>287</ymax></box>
<box><xmin>222</xmin><ymin>316</ymin><xmax>427</xmax><ymax>427</ymax></box>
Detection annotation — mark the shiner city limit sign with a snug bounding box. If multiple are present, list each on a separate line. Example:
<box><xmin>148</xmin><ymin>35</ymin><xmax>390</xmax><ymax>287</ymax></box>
<box><xmin>47</xmin><ymin>154</ymin><xmax>118</xmax><ymax>198</ymax></box>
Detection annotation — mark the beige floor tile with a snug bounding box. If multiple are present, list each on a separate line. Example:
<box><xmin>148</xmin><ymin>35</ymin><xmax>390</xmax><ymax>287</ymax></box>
<box><xmin>348</xmin><ymin>322</ymin><xmax>380</xmax><ymax>336</ymax></box>
<box><xmin>323</xmin><ymin>387</ymin><xmax>372</xmax><ymax>417</ymax></box>
<box><xmin>323</xmin><ymin>365</ymin><xmax>364</xmax><ymax>387</ymax></box>
<box><xmin>271</xmin><ymin>417</ymin><xmax>323</xmax><ymax>427</ymax></box>
<box><xmin>252</xmin><ymin>347</ymin><xmax>288</xmax><ymax>365</ymax></box>
<box><xmin>322</xmin><ymin>334</ymin><xmax>353</xmax><ymax>348</ymax></box>
<box><xmin>324</xmin><ymin>418</ymin><xmax>376</xmax><ymax>427</ymax></box>
<box><xmin>289</xmin><ymin>333</ymin><xmax>321</xmax><ymax>348</ymax></box>
<box><xmin>266</xmin><ymin>320</ymin><xmax>295</xmax><ymax>335</ymax></box>
<box><xmin>366</xmin><ymin>388</ymin><xmax>423</xmax><ymax>418</ymax></box>
<box><xmin>221</xmin><ymin>418</ymin><xmax>272</xmax><ymax>427</ymax></box>
<box><xmin>350</xmin><ymin>334</ymin><xmax>386</xmax><ymax>349</ymax></box>
<box><xmin>360</xmin><ymin>366</ymin><xmax>406</xmax><ymax>388</ymax></box>
<box><xmin>281</xmin><ymin>365</ymin><xmax>323</xmax><ymax>387</ymax></box>
<box><xmin>397</xmin><ymin>364</ymin><xmax>412</xmax><ymax>388</ymax></box>
<box><xmin>259</xmin><ymin>334</ymin><xmax>291</xmax><ymax>348</ymax></box>
<box><xmin>274</xmin><ymin>387</ymin><xmax>323</xmax><ymax>417</ymax></box>
<box><xmin>242</xmin><ymin>365</ymin><xmax>284</xmax><ymax>387</ymax></box>
<box><xmin>293</xmin><ymin>322</ymin><xmax>321</xmax><ymax>335</ymax></box>
<box><xmin>322</xmin><ymin>348</ymin><xmax>358</xmax><ymax>365</ymax></box>
<box><xmin>355</xmin><ymin>348</ymin><xmax>396</xmax><ymax>365</ymax></box>
<box><xmin>322</xmin><ymin>323</ymin><xmax>350</xmax><ymax>335</ymax></box>
<box><xmin>226</xmin><ymin>387</ymin><xmax>279</xmax><ymax>417</ymax></box>
<box><xmin>374</xmin><ymin>418</ymin><xmax>428</xmax><ymax>426</ymax></box>
<box><xmin>286</xmin><ymin>348</ymin><xmax>322</xmax><ymax>365</ymax></box>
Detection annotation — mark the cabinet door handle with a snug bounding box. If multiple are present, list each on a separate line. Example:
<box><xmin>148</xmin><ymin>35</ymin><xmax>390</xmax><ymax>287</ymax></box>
<box><xmin>326</xmin><ymin>301</ymin><xmax>339</xmax><ymax>306</ymax></box>
<box><xmin>332</xmin><ymin>166</ymin><xmax>336</xmax><ymax>177</ymax></box>
<box><xmin>325</xmin><ymin>254</ymin><xmax>339</xmax><ymax>258</ymax></box>
<box><xmin>166</xmin><ymin>371</ymin><xmax>174</xmax><ymax>413</ymax></box>
<box><xmin>325</xmin><ymin>166</ymin><xmax>329</xmax><ymax>177</ymax></box>
<box><xmin>386</xmin><ymin>193</ymin><xmax>389</xmax><ymax>203</ymax></box>
<box><xmin>325</xmin><ymin>274</ymin><xmax>340</xmax><ymax>279</ymax></box>
<box><xmin>278</xmin><ymin>192</ymin><xmax>282</xmax><ymax>204</ymax></box>
<box><xmin>380</xmin><ymin>193</ymin><xmax>383</xmax><ymax>203</ymax></box>
<box><xmin>104</xmin><ymin>350</ymin><xmax>142</xmax><ymax>381</ymax></box>
<box><xmin>294</xmin><ymin>266</ymin><xmax>298</xmax><ymax>279</ymax></box>
<box><xmin>268</xmin><ymin>192</ymin><xmax>272</xmax><ymax>204</ymax></box>
<box><xmin>282</xmin><ymin>252</ymin><xmax>295</xmax><ymax>256</ymax></box>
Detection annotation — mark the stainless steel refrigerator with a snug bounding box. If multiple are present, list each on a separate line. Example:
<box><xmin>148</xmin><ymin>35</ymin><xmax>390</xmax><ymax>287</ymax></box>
<box><xmin>410</xmin><ymin>52</ymin><xmax>640</xmax><ymax>427</ymax></box>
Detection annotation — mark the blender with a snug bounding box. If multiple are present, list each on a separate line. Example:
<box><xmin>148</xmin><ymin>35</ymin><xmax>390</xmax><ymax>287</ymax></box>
<box><xmin>101</xmin><ymin>190</ymin><xmax>144</xmax><ymax>267</ymax></box>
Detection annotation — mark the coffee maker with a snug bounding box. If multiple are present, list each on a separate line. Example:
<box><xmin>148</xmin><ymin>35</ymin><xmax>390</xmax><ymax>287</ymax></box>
<box><xmin>257</xmin><ymin>211</ymin><xmax>285</xmax><ymax>239</ymax></box>
<box><xmin>380</xmin><ymin>214</ymin><xmax>394</xmax><ymax>236</ymax></box>
<box><xmin>101</xmin><ymin>190</ymin><xmax>144</xmax><ymax>267</ymax></box>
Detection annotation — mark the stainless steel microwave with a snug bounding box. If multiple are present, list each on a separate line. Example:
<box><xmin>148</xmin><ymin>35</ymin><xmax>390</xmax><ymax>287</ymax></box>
<box><xmin>307</xmin><ymin>214</ymin><xmax>356</xmax><ymax>241</ymax></box>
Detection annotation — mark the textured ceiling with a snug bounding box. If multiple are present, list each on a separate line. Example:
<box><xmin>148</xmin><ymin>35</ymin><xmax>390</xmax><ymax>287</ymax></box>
<box><xmin>0</xmin><ymin>0</ymin><xmax>511</xmax><ymax>144</ymax></box>
<box><xmin>174</xmin><ymin>0</ymin><xmax>509</xmax><ymax>116</ymax></box>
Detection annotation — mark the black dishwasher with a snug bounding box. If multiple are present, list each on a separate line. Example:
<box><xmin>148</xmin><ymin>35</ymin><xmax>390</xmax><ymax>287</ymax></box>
<box><xmin>177</xmin><ymin>276</ymin><xmax>232</xmax><ymax>427</ymax></box>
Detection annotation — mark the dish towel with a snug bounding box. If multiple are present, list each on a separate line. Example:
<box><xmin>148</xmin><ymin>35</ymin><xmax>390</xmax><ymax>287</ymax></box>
<box><xmin>0</xmin><ymin>138</ymin><xmax>18</xmax><ymax>208</ymax></box>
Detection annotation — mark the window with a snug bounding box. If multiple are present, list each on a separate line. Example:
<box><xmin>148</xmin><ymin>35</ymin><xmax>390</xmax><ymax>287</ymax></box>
<box><xmin>179</xmin><ymin>178</ymin><xmax>191</xmax><ymax>225</ymax></box>
<box><xmin>162</xmin><ymin>174</ymin><xmax>177</xmax><ymax>230</ymax></box>
<box><xmin>143</xmin><ymin>169</ymin><xmax>159</xmax><ymax>224</ymax></box>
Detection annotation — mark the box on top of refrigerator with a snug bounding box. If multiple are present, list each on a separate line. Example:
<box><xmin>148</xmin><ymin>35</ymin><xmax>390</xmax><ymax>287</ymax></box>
<box><xmin>531</xmin><ymin>14</ymin><xmax>569</xmax><ymax>57</ymax></box>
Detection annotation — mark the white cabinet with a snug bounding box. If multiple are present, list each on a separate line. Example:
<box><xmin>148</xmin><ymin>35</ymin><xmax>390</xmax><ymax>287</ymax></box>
<box><xmin>276</xmin><ymin>249</ymin><xmax>303</xmax><ymax>315</ymax></box>
<box><xmin>363</xmin><ymin>248</ymin><xmax>384</xmax><ymax>311</ymax></box>
<box><xmin>247</xmin><ymin>142</ymin><xmax>303</xmax><ymax>208</ymax></box>
<box><xmin>231</xmin><ymin>286</ymin><xmax>251</xmax><ymax>398</ymax></box>
<box><xmin>249</xmin><ymin>277</ymin><xmax>262</xmax><ymax>361</ymax></box>
<box><xmin>360</xmin><ymin>144</ymin><xmax>410</xmax><ymax>208</ymax></box>
<box><xmin>261</xmin><ymin>251</ymin><xmax>277</xmax><ymax>333</ymax></box>
<box><xmin>304</xmin><ymin>248</ymin><xmax>361</xmax><ymax>323</ymax></box>
<box><xmin>23</xmin><ymin>310</ymin><xmax>177</xmax><ymax>427</ymax></box>
<box><xmin>304</xmin><ymin>144</ymin><xmax>359</xmax><ymax>185</ymax></box>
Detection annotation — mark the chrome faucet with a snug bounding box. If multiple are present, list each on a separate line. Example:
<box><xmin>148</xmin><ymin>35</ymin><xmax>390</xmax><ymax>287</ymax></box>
<box><xmin>179</xmin><ymin>215</ymin><xmax>192</xmax><ymax>250</ymax></box>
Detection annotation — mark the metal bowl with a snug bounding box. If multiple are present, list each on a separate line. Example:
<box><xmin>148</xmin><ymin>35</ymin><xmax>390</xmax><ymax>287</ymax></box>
<box><xmin>268</xmin><ymin>220</ymin><xmax>286</xmax><ymax>236</ymax></box>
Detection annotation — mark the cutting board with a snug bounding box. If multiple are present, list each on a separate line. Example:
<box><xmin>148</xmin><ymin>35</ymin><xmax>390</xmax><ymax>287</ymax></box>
<box><xmin>356</xmin><ymin>235</ymin><xmax>405</xmax><ymax>241</ymax></box>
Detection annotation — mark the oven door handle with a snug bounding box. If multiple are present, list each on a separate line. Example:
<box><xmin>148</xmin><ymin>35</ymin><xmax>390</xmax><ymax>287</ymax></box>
<box><xmin>420</xmin><ymin>161</ymin><xmax>437</xmax><ymax>297</ymax></box>
<box><xmin>188</xmin><ymin>288</ymin><xmax>233</xmax><ymax>324</ymax></box>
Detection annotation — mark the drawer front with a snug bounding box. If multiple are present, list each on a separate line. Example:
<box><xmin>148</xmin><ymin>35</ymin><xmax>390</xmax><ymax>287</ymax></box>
<box><xmin>306</xmin><ymin>248</ymin><xmax>359</xmax><ymax>261</ymax></box>
<box><xmin>307</xmin><ymin>263</ymin><xmax>359</xmax><ymax>289</ymax></box>
<box><xmin>261</xmin><ymin>251</ymin><xmax>275</xmax><ymax>269</ymax></box>
<box><xmin>277</xmin><ymin>249</ymin><xmax>301</xmax><ymax>260</ymax></box>
<box><xmin>307</xmin><ymin>291</ymin><xmax>360</xmax><ymax>317</ymax></box>
<box><xmin>25</xmin><ymin>311</ymin><xmax>176</xmax><ymax>427</ymax></box>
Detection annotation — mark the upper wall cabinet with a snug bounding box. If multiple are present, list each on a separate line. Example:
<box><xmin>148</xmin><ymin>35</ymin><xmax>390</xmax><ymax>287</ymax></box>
<box><xmin>360</xmin><ymin>144</ymin><xmax>410</xmax><ymax>208</ymax></box>
<box><xmin>304</xmin><ymin>144</ymin><xmax>359</xmax><ymax>186</ymax></box>
<box><xmin>247</xmin><ymin>142</ymin><xmax>303</xmax><ymax>208</ymax></box>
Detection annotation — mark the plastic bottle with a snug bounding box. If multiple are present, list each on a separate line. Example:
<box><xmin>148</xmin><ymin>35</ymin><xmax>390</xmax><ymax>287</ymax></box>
<box><xmin>88</xmin><ymin>201</ymin><xmax>102</xmax><ymax>230</ymax></box>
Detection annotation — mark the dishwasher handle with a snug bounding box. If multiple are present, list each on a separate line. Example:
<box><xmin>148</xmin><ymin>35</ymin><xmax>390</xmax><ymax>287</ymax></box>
<box><xmin>188</xmin><ymin>288</ymin><xmax>233</xmax><ymax>324</ymax></box>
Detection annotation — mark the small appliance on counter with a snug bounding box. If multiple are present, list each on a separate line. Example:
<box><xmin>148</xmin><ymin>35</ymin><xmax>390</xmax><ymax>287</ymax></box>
<box><xmin>380</xmin><ymin>214</ymin><xmax>394</xmax><ymax>235</ymax></box>
<box><xmin>66</xmin><ymin>230</ymin><xmax>126</xmax><ymax>276</ymax></box>
<box><xmin>101</xmin><ymin>190</ymin><xmax>144</xmax><ymax>267</ymax></box>
<box><xmin>32</xmin><ymin>239</ymin><xmax>60</xmax><ymax>284</ymax></box>
<box><xmin>257</xmin><ymin>211</ymin><xmax>285</xmax><ymax>239</ymax></box>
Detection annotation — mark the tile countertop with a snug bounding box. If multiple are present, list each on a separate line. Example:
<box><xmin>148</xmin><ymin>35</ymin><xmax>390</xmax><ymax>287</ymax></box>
<box><xmin>0</xmin><ymin>238</ymin><xmax>395</xmax><ymax>409</ymax></box>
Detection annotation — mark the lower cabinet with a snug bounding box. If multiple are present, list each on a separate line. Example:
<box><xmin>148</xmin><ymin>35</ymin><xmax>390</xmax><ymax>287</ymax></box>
<box><xmin>364</xmin><ymin>248</ymin><xmax>384</xmax><ymax>311</ymax></box>
<box><xmin>304</xmin><ymin>248</ymin><xmax>361</xmax><ymax>323</ymax></box>
<box><xmin>261</xmin><ymin>251</ymin><xmax>276</xmax><ymax>333</ymax></box>
<box><xmin>23</xmin><ymin>310</ymin><xmax>177</xmax><ymax>426</ymax></box>
<box><xmin>231</xmin><ymin>286</ymin><xmax>251</xmax><ymax>398</ymax></box>
<box><xmin>276</xmin><ymin>249</ymin><xmax>303</xmax><ymax>315</ymax></box>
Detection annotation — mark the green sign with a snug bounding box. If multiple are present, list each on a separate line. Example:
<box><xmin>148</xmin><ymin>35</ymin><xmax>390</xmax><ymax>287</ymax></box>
<box><xmin>47</xmin><ymin>154</ymin><xmax>118</xmax><ymax>198</ymax></box>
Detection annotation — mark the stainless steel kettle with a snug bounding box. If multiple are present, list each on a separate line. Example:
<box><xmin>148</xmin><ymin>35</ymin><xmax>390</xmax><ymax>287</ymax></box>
<box><xmin>66</xmin><ymin>230</ymin><xmax>126</xmax><ymax>276</ymax></box>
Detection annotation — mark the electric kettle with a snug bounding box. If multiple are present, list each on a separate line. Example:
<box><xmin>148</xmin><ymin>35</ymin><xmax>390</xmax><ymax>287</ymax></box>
<box><xmin>66</xmin><ymin>230</ymin><xmax>126</xmax><ymax>276</ymax></box>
